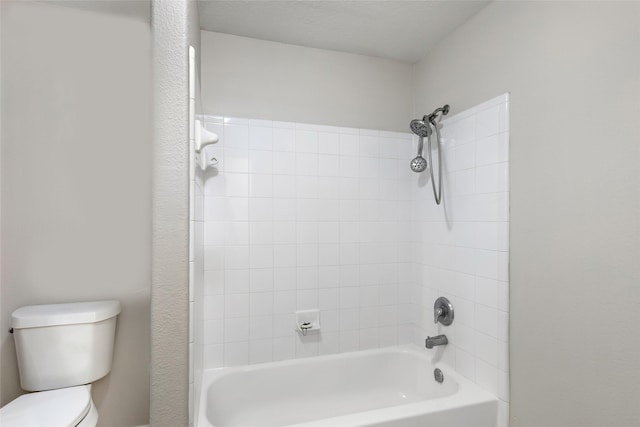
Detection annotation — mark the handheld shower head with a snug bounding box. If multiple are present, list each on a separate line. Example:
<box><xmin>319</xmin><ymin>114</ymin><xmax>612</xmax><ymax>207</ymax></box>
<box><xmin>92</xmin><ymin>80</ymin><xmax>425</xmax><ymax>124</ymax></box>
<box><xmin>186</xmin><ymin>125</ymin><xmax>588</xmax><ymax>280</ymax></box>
<box><xmin>410</xmin><ymin>118</ymin><xmax>431</xmax><ymax>173</ymax></box>
<box><xmin>410</xmin><ymin>153</ymin><xmax>428</xmax><ymax>173</ymax></box>
<box><xmin>410</xmin><ymin>135</ymin><xmax>428</xmax><ymax>173</ymax></box>
<box><xmin>410</xmin><ymin>118</ymin><xmax>432</xmax><ymax>138</ymax></box>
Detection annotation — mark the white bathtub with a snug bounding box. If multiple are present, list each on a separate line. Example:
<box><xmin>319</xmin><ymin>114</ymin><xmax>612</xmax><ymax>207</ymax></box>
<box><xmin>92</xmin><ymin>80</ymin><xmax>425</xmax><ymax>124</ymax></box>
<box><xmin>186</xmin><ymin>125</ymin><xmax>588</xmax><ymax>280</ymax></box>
<box><xmin>197</xmin><ymin>345</ymin><xmax>497</xmax><ymax>427</ymax></box>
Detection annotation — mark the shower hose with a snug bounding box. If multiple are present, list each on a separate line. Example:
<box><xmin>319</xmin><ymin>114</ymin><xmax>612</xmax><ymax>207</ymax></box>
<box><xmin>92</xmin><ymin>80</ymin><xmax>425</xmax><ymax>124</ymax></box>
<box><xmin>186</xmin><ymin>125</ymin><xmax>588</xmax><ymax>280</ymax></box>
<box><xmin>428</xmin><ymin>114</ymin><xmax>444</xmax><ymax>205</ymax></box>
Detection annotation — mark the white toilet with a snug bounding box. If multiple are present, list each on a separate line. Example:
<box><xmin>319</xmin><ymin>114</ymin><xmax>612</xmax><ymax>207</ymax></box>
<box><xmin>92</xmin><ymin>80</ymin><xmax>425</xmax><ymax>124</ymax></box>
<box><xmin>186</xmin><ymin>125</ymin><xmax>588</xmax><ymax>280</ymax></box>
<box><xmin>0</xmin><ymin>300</ymin><xmax>121</xmax><ymax>427</ymax></box>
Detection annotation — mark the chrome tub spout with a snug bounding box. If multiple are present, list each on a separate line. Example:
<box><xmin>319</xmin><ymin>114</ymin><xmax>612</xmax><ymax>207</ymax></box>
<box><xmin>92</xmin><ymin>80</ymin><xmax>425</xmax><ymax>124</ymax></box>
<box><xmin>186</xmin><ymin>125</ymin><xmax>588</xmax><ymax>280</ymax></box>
<box><xmin>425</xmin><ymin>334</ymin><xmax>448</xmax><ymax>349</ymax></box>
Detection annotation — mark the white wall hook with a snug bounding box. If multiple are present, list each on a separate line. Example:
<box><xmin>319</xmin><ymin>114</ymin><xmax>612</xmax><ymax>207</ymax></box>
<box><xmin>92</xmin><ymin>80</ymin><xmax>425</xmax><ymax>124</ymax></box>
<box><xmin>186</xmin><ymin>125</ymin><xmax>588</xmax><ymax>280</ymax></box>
<box><xmin>195</xmin><ymin>119</ymin><xmax>219</xmax><ymax>153</ymax></box>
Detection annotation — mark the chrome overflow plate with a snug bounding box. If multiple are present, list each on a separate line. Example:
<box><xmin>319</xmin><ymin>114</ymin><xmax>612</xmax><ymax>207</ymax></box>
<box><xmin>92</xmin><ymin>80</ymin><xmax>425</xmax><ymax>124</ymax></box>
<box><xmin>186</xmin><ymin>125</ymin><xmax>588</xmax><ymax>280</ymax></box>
<box><xmin>434</xmin><ymin>368</ymin><xmax>444</xmax><ymax>383</ymax></box>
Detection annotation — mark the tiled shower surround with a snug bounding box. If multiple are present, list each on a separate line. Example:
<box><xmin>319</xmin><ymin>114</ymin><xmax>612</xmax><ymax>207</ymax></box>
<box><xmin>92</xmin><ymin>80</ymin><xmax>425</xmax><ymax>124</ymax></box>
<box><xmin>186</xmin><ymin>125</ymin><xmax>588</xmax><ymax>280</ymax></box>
<box><xmin>192</xmin><ymin>94</ymin><xmax>510</xmax><ymax>425</ymax></box>
<box><xmin>414</xmin><ymin>94</ymin><xmax>510</xmax><ymax>423</ymax></box>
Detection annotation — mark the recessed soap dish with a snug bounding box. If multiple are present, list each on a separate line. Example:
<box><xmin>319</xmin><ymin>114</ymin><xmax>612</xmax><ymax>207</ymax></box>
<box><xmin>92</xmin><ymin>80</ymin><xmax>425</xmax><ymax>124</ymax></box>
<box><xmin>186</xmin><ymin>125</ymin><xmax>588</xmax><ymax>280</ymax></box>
<box><xmin>295</xmin><ymin>309</ymin><xmax>320</xmax><ymax>336</ymax></box>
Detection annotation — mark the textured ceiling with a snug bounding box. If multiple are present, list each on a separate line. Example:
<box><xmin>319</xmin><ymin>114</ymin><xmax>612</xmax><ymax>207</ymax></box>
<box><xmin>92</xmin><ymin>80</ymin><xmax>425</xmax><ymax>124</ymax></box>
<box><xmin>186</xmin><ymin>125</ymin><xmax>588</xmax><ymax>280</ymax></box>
<box><xmin>198</xmin><ymin>0</ymin><xmax>491</xmax><ymax>63</ymax></box>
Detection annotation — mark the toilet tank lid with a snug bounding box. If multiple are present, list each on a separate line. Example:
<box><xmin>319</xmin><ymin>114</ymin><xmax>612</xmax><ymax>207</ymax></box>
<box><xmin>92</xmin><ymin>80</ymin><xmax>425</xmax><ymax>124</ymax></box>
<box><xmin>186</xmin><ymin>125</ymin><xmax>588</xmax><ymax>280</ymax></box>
<box><xmin>12</xmin><ymin>300</ymin><xmax>121</xmax><ymax>329</ymax></box>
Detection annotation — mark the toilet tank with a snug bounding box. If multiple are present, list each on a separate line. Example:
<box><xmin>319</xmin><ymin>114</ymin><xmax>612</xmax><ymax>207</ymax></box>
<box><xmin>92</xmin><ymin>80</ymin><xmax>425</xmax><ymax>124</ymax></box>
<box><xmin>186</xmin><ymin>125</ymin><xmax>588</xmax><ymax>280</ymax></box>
<box><xmin>11</xmin><ymin>300</ymin><xmax>121</xmax><ymax>391</ymax></box>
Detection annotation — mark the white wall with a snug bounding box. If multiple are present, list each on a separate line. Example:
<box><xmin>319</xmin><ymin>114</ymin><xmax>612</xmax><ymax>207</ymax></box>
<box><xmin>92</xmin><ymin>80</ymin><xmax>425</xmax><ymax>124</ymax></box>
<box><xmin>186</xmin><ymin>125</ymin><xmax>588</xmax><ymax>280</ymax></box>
<box><xmin>0</xmin><ymin>0</ymin><xmax>4</xmax><ymax>402</ymax></box>
<box><xmin>414</xmin><ymin>2</ymin><xmax>640</xmax><ymax>426</ymax></box>
<box><xmin>0</xmin><ymin>0</ymin><xmax>3</xmax><ymax>404</ymax></box>
<box><xmin>201</xmin><ymin>32</ymin><xmax>414</xmax><ymax>133</ymax></box>
<box><xmin>150</xmin><ymin>0</ymin><xmax>200</xmax><ymax>425</ymax></box>
<box><xmin>1</xmin><ymin>2</ymin><xmax>151</xmax><ymax>426</ymax></box>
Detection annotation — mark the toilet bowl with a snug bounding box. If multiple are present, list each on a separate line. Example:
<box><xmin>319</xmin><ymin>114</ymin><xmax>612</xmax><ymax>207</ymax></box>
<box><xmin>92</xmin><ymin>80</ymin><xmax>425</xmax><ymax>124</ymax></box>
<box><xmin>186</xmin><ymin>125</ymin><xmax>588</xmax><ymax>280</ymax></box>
<box><xmin>0</xmin><ymin>300</ymin><xmax>121</xmax><ymax>427</ymax></box>
<box><xmin>0</xmin><ymin>385</ymin><xmax>98</xmax><ymax>427</ymax></box>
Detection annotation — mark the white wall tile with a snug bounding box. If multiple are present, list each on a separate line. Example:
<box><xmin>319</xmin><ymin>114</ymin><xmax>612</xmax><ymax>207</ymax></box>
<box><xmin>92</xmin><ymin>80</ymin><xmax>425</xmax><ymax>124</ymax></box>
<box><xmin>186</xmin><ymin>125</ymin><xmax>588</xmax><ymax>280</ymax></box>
<box><xmin>250</xmin><ymin>268</ymin><xmax>274</xmax><ymax>292</ymax></box>
<box><xmin>273</xmin><ymin>128</ymin><xmax>295</xmax><ymax>152</ymax></box>
<box><xmin>249</xmin><ymin>339</ymin><xmax>273</xmax><ymax>364</ymax></box>
<box><xmin>204</xmin><ymin>246</ymin><xmax>224</xmax><ymax>271</ymax></box>
<box><xmin>273</xmin><ymin>175</ymin><xmax>296</xmax><ymax>198</ymax></box>
<box><xmin>318</xmin><ymin>154</ymin><xmax>340</xmax><ymax>177</ymax></box>
<box><xmin>456</xmin><ymin>348</ymin><xmax>476</xmax><ymax>381</ymax></box>
<box><xmin>273</xmin><ymin>152</ymin><xmax>296</xmax><ymax>175</ymax></box>
<box><xmin>297</xmin><ymin>266</ymin><xmax>318</xmax><ymax>289</ymax></box>
<box><xmin>224</xmin><ymin>246</ymin><xmax>249</xmax><ymax>270</ymax></box>
<box><xmin>204</xmin><ymin>270</ymin><xmax>225</xmax><ymax>295</ymax></box>
<box><xmin>475</xmin><ymin>304</ymin><xmax>498</xmax><ymax>338</ymax></box>
<box><xmin>296</xmin><ymin>153</ymin><xmax>319</xmax><ymax>176</ymax></box>
<box><xmin>297</xmin><ymin>244</ymin><xmax>318</xmax><ymax>266</ymax></box>
<box><xmin>318</xmin><ymin>332</ymin><xmax>341</xmax><ymax>355</ymax></box>
<box><xmin>226</xmin><ymin>198</ymin><xmax>249</xmax><ymax>221</ymax></box>
<box><xmin>250</xmin><ymin>222</ymin><xmax>273</xmax><ymax>245</ymax></box>
<box><xmin>296</xmin><ymin>130</ymin><xmax>318</xmax><ymax>153</ymax></box>
<box><xmin>319</xmin><ymin>288</ymin><xmax>340</xmax><ymax>310</ymax></box>
<box><xmin>339</xmin><ymin>177</ymin><xmax>359</xmax><ymax>200</ymax></box>
<box><xmin>295</xmin><ymin>334</ymin><xmax>319</xmax><ymax>358</ymax></box>
<box><xmin>273</xmin><ymin>222</ymin><xmax>296</xmax><ymax>244</ymax></box>
<box><xmin>249</xmin><ymin>174</ymin><xmax>273</xmax><ymax>198</ymax></box>
<box><xmin>272</xmin><ymin>336</ymin><xmax>295</xmax><ymax>361</ymax></box>
<box><xmin>225</xmin><ymin>221</ymin><xmax>249</xmax><ymax>246</ymax></box>
<box><xmin>273</xmin><ymin>314</ymin><xmax>295</xmax><ymax>337</ymax></box>
<box><xmin>272</xmin><ymin>198</ymin><xmax>296</xmax><ymax>221</ymax></box>
<box><xmin>225</xmin><ymin>317</ymin><xmax>249</xmax><ymax>342</ymax></box>
<box><xmin>339</xmin><ymin>134</ymin><xmax>360</xmax><ymax>156</ymax></box>
<box><xmin>204</xmin><ymin>221</ymin><xmax>225</xmax><ymax>246</ymax></box>
<box><xmin>249</xmin><ymin>150</ymin><xmax>273</xmax><ymax>174</ymax></box>
<box><xmin>339</xmin><ymin>287</ymin><xmax>359</xmax><ymax>309</ymax></box>
<box><xmin>497</xmin><ymin>339</ymin><xmax>509</xmax><ymax>372</ymax></box>
<box><xmin>274</xmin><ymin>291</ymin><xmax>296</xmax><ymax>314</ymax></box>
<box><xmin>359</xmin><ymin>134</ymin><xmax>379</xmax><ymax>157</ymax></box>
<box><xmin>318</xmin><ymin>266</ymin><xmax>340</xmax><ymax>288</ymax></box>
<box><xmin>296</xmin><ymin>222</ymin><xmax>318</xmax><ymax>244</ymax></box>
<box><xmin>225</xmin><ymin>293</ymin><xmax>249</xmax><ymax>318</ymax></box>
<box><xmin>224</xmin><ymin>149</ymin><xmax>249</xmax><ymax>174</ymax></box>
<box><xmin>497</xmin><ymin>281</ymin><xmax>509</xmax><ymax>312</ymax></box>
<box><xmin>223</xmin><ymin>124</ymin><xmax>249</xmax><ymax>149</ymax></box>
<box><xmin>318</xmin><ymin>132</ymin><xmax>340</xmax><ymax>154</ymax></box>
<box><xmin>476</xmin><ymin>106</ymin><xmax>501</xmax><ymax>139</ymax></box>
<box><xmin>223</xmin><ymin>341</ymin><xmax>249</xmax><ymax>366</ymax></box>
<box><xmin>274</xmin><ymin>245</ymin><xmax>297</xmax><ymax>268</ymax></box>
<box><xmin>476</xmin><ymin>277</ymin><xmax>498</xmax><ymax>308</ymax></box>
<box><xmin>297</xmin><ymin>289</ymin><xmax>319</xmax><ymax>310</ymax></box>
<box><xmin>476</xmin><ymin>359</ymin><xmax>498</xmax><ymax>396</ymax></box>
<box><xmin>250</xmin><ymin>245</ymin><xmax>273</xmax><ymax>269</ymax></box>
<box><xmin>274</xmin><ymin>268</ymin><xmax>297</xmax><ymax>290</ymax></box>
<box><xmin>318</xmin><ymin>244</ymin><xmax>340</xmax><ymax>266</ymax></box>
<box><xmin>249</xmin><ymin>198</ymin><xmax>273</xmax><ymax>222</ymax></box>
<box><xmin>203</xmin><ymin>344</ymin><xmax>223</xmax><ymax>368</ymax></box>
<box><xmin>203</xmin><ymin>318</ymin><xmax>224</xmax><ymax>344</ymax></box>
<box><xmin>249</xmin><ymin>315</ymin><xmax>273</xmax><ymax>339</ymax></box>
<box><xmin>226</xmin><ymin>269</ymin><xmax>250</xmax><ymax>294</ymax></box>
<box><xmin>249</xmin><ymin>126</ymin><xmax>273</xmax><ymax>151</ymax></box>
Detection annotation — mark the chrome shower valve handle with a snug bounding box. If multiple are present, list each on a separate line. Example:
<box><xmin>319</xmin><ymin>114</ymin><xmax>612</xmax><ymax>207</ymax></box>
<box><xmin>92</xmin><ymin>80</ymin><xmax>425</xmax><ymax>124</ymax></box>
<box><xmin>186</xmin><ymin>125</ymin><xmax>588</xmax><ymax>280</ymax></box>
<box><xmin>434</xmin><ymin>306</ymin><xmax>444</xmax><ymax>324</ymax></box>
<box><xmin>433</xmin><ymin>297</ymin><xmax>454</xmax><ymax>326</ymax></box>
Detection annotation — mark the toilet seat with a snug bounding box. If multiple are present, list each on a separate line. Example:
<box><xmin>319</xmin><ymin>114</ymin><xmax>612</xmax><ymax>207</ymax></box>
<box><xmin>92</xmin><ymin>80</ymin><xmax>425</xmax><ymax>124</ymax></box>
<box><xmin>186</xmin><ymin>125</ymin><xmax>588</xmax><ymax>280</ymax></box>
<box><xmin>0</xmin><ymin>385</ymin><xmax>92</xmax><ymax>427</ymax></box>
